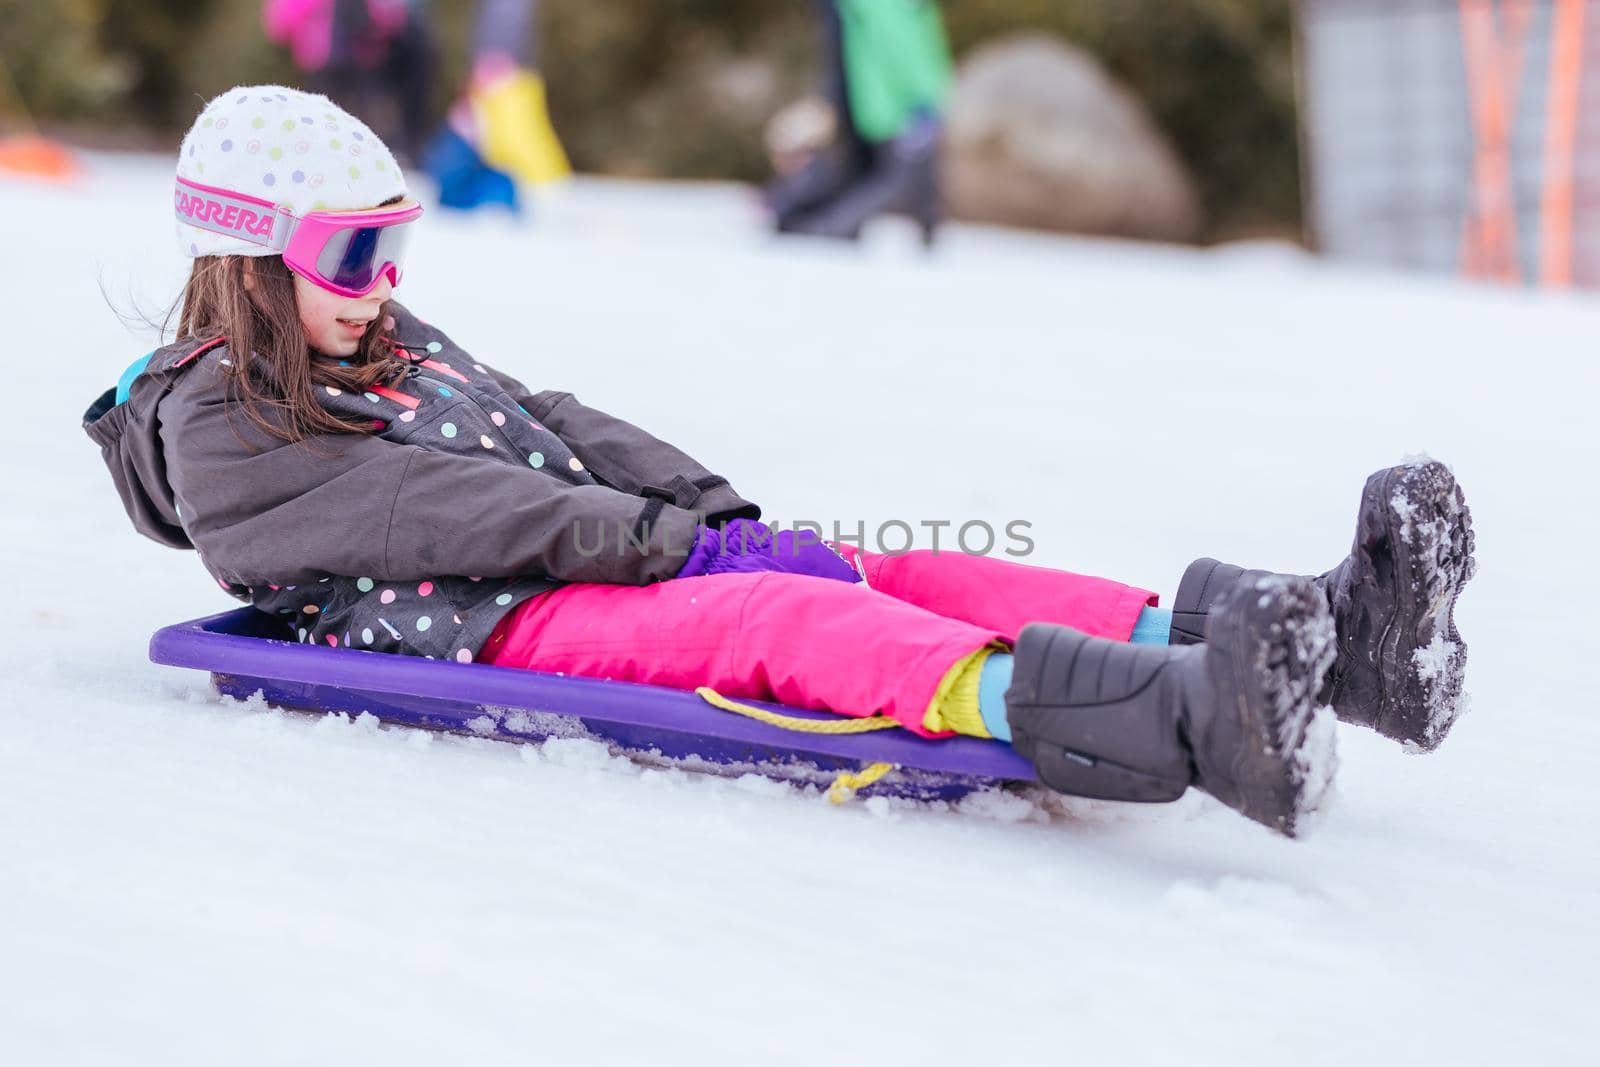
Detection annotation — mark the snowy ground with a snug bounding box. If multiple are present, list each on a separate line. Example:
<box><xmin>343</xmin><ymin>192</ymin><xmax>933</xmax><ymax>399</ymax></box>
<box><xmin>3</xmin><ymin>155</ymin><xmax>1597</xmax><ymax>1065</ymax></box>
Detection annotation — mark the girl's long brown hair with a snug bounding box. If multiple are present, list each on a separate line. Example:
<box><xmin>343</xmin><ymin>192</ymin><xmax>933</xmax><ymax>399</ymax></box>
<box><xmin>176</xmin><ymin>254</ymin><xmax>406</xmax><ymax>442</ymax></box>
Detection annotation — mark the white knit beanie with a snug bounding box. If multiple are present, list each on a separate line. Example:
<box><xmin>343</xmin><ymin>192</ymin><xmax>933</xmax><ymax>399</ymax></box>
<box><xmin>174</xmin><ymin>85</ymin><xmax>407</xmax><ymax>258</ymax></box>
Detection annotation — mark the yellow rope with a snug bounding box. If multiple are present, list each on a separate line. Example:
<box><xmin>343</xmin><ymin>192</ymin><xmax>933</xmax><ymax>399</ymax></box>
<box><xmin>691</xmin><ymin>687</ymin><xmax>900</xmax><ymax>803</ymax></box>
<box><xmin>693</xmin><ymin>687</ymin><xmax>902</xmax><ymax>734</ymax></box>
<box><xmin>826</xmin><ymin>761</ymin><xmax>895</xmax><ymax>804</ymax></box>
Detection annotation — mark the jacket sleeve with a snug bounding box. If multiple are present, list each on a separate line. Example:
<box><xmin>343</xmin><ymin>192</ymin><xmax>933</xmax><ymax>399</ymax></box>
<box><xmin>485</xmin><ymin>367</ymin><xmax>762</xmax><ymax>527</ymax></box>
<box><xmin>160</xmin><ymin>364</ymin><xmax>703</xmax><ymax>587</ymax></box>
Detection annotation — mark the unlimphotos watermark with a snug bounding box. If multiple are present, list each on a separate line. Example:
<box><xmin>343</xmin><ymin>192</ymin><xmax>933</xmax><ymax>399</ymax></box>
<box><xmin>570</xmin><ymin>518</ymin><xmax>1036</xmax><ymax>558</ymax></box>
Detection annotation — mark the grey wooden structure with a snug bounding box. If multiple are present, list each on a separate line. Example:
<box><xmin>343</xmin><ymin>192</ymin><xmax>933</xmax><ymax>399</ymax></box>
<box><xmin>1298</xmin><ymin>0</ymin><xmax>1600</xmax><ymax>286</ymax></box>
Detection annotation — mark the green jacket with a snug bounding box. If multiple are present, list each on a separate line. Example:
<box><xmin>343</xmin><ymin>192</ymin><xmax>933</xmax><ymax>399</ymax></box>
<box><xmin>838</xmin><ymin>0</ymin><xmax>953</xmax><ymax>142</ymax></box>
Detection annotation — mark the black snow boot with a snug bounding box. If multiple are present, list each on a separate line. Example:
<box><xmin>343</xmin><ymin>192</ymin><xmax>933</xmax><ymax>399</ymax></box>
<box><xmin>1005</xmin><ymin>574</ymin><xmax>1338</xmax><ymax>837</ymax></box>
<box><xmin>1171</xmin><ymin>460</ymin><xmax>1476</xmax><ymax>752</ymax></box>
<box><xmin>776</xmin><ymin>127</ymin><xmax>942</xmax><ymax>244</ymax></box>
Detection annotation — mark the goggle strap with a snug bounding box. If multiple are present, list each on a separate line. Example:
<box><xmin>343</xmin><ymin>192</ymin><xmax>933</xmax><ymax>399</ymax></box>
<box><xmin>173</xmin><ymin>179</ymin><xmax>282</xmax><ymax>249</ymax></box>
<box><xmin>269</xmin><ymin>209</ymin><xmax>298</xmax><ymax>254</ymax></box>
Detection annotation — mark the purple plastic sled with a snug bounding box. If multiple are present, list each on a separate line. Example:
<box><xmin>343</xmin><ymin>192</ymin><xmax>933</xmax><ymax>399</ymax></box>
<box><xmin>150</xmin><ymin>608</ymin><xmax>1036</xmax><ymax>801</ymax></box>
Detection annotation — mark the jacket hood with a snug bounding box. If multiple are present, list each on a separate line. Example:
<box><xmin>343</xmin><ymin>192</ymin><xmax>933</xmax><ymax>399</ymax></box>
<box><xmin>82</xmin><ymin>338</ymin><xmax>220</xmax><ymax>552</ymax></box>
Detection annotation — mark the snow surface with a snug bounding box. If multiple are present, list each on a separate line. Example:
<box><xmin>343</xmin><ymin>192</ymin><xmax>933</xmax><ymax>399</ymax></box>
<box><xmin>4</xmin><ymin>155</ymin><xmax>1598</xmax><ymax>1065</ymax></box>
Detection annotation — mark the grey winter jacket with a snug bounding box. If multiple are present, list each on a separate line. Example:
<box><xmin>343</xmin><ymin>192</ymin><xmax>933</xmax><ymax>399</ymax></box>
<box><xmin>83</xmin><ymin>303</ymin><xmax>760</xmax><ymax>661</ymax></box>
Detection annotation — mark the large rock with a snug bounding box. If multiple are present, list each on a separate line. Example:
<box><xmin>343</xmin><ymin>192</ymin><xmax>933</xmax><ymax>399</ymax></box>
<box><xmin>943</xmin><ymin>35</ymin><xmax>1201</xmax><ymax>241</ymax></box>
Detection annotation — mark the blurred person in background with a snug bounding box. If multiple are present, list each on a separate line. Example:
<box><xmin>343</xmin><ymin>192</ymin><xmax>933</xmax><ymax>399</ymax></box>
<box><xmin>767</xmin><ymin>0</ymin><xmax>951</xmax><ymax>243</ymax></box>
<box><xmin>263</xmin><ymin>0</ymin><xmax>435</xmax><ymax>164</ymax></box>
<box><xmin>423</xmin><ymin>0</ymin><xmax>570</xmax><ymax>214</ymax></box>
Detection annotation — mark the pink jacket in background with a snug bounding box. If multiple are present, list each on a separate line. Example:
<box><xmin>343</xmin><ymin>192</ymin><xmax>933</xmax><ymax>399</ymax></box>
<box><xmin>263</xmin><ymin>0</ymin><xmax>333</xmax><ymax>71</ymax></box>
<box><xmin>263</xmin><ymin>0</ymin><xmax>410</xmax><ymax>72</ymax></box>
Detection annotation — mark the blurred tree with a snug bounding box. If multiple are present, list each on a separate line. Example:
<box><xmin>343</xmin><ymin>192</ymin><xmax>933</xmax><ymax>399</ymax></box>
<box><xmin>539</xmin><ymin>0</ymin><xmax>816</xmax><ymax>178</ymax></box>
<box><xmin>172</xmin><ymin>1</ymin><xmax>298</xmax><ymax>126</ymax></box>
<box><xmin>98</xmin><ymin>0</ymin><xmax>220</xmax><ymax>127</ymax></box>
<box><xmin>0</xmin><ymin>0</ymin><xmax>127</xmax><ymax>122</ymax></box>
<box><xmin>1</xmin><ymin>0</ymin><xmax>1300</xmax><ymax>239</ymax></box>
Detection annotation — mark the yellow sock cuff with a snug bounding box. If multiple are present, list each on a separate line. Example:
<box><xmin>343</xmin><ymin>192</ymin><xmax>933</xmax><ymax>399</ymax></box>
<box><xmin>922</xmin><ymin>645</ymin><xmax>1000</xmax><ymax>737</ymax></box>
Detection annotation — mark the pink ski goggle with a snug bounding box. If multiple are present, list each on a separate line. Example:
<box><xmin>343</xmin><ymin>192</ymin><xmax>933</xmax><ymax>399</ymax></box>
<box><xmin>174</xmin><ymin>176</ymin><xmax>423</xmax><ymax>297</ymax></box>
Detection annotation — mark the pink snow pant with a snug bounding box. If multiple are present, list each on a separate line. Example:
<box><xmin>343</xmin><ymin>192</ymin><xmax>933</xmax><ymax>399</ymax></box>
<box><xmin>484</xmin><ymin>548</ymin><xmax>1156</xmax><ymax>739</ymax></box>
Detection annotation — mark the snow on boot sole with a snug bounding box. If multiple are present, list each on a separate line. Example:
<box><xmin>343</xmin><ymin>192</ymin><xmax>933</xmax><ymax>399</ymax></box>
<box><xmin>1205</xmin><ymin>575</ymin><xmax>1339</xmax><ymax>837</ymax></box>
<box><xmin>1333</xmin><ymin>460</ymin><xmax>1476</xmax><ymax>751</ymax></box>
<box><xmin>1005</xmin><ymin>578</ymin><xmax>1338</xmax><ymax>837</ymax></box>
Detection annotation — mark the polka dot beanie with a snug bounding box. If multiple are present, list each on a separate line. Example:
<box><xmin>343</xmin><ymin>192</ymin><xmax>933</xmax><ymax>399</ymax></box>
<box><xmin>175</xmin><ymin>84</ymin><xmax>406</xmax><ymax>258</ymax></box>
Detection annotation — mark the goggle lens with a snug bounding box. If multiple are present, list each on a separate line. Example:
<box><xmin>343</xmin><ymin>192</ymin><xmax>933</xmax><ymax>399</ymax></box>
<box><xmin>312</xmin><ymin>220</ymin><xmax>415</xmax><ymax>293</ymax></box>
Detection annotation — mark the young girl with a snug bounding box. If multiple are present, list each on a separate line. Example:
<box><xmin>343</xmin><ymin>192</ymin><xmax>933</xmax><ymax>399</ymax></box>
<box><xmin>86</xmin><ymin>86</ymin><xmax>1475</xmax><ymax>838</ymax></box>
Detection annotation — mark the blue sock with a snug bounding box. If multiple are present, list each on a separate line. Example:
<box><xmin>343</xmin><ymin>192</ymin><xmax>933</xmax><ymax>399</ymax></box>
<box><xmin>979</xmin><ymin>609</ymin><xmax>1169</xmax><ymax>745</ymax></box>
<box><xmin>1130</xmin><ymin>605</ymin><xmax>1172</xmax><ymax>645</ymax></box>
<box><xmin>977</xmin><ymin>652</ymin><xmax>1014</xmax><ymax>742</ymax></box>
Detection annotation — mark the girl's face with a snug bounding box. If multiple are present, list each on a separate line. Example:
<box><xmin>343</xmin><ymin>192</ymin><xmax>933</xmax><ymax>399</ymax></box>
<box><xmin>293</xmin><ymin>272</ymin><xmax>392</xmax><ymax>356</ymax></box>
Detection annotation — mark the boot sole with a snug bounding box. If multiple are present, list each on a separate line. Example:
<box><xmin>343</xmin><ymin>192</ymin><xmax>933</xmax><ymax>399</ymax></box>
<box><xmin>1359</xmin><ymin>461</ymin><xmax>1476</xmax><ymax>751</ymax></box>
<box><xmin>1212</xmin><ymin>575</ymin><xmax>1339</xmax><ymax>837</ymax></box>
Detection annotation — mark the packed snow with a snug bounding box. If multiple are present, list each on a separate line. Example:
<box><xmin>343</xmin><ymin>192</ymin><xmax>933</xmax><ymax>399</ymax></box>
<box><xmin>3</xmin><ymin>154</ymin><xmax>1597</xmax><ymax>1064</ymax></box>
<box><xmin>1413</xmin><ymin>633</ymin><xmax>1461</xmax><ymax>683</ymax></box>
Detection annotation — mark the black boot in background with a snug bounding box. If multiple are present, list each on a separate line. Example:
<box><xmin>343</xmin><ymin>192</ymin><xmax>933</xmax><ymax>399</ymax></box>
<box><xmin>1006</xmin><ymin>575</ymin><xmax>1338</xmax><ymax>837</ymax></box>
<box><xmin>1172</xmin><ymin>460</ymin><xmax>1476</xmax><ymax>752</ymax></box>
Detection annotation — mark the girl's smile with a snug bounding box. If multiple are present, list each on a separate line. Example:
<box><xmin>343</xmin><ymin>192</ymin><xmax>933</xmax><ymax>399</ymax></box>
<box><xmin>294</xmin><ymin>271</ymin><xmax>393</xmax><ymax>356</ymax></box>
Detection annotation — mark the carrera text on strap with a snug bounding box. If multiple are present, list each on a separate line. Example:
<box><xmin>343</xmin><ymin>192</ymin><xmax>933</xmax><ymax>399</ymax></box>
<box><xmin>174</xmin><ymin>176</ymin><xmax>283</xmax><ymax>248</ymax></box>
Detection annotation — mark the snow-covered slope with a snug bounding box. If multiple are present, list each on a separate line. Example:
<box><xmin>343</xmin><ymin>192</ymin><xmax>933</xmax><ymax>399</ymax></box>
<box><xmin>2</xmin><ymin>156</ymin><xmax>1595</xmax><ymax>1065</ymax></box>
